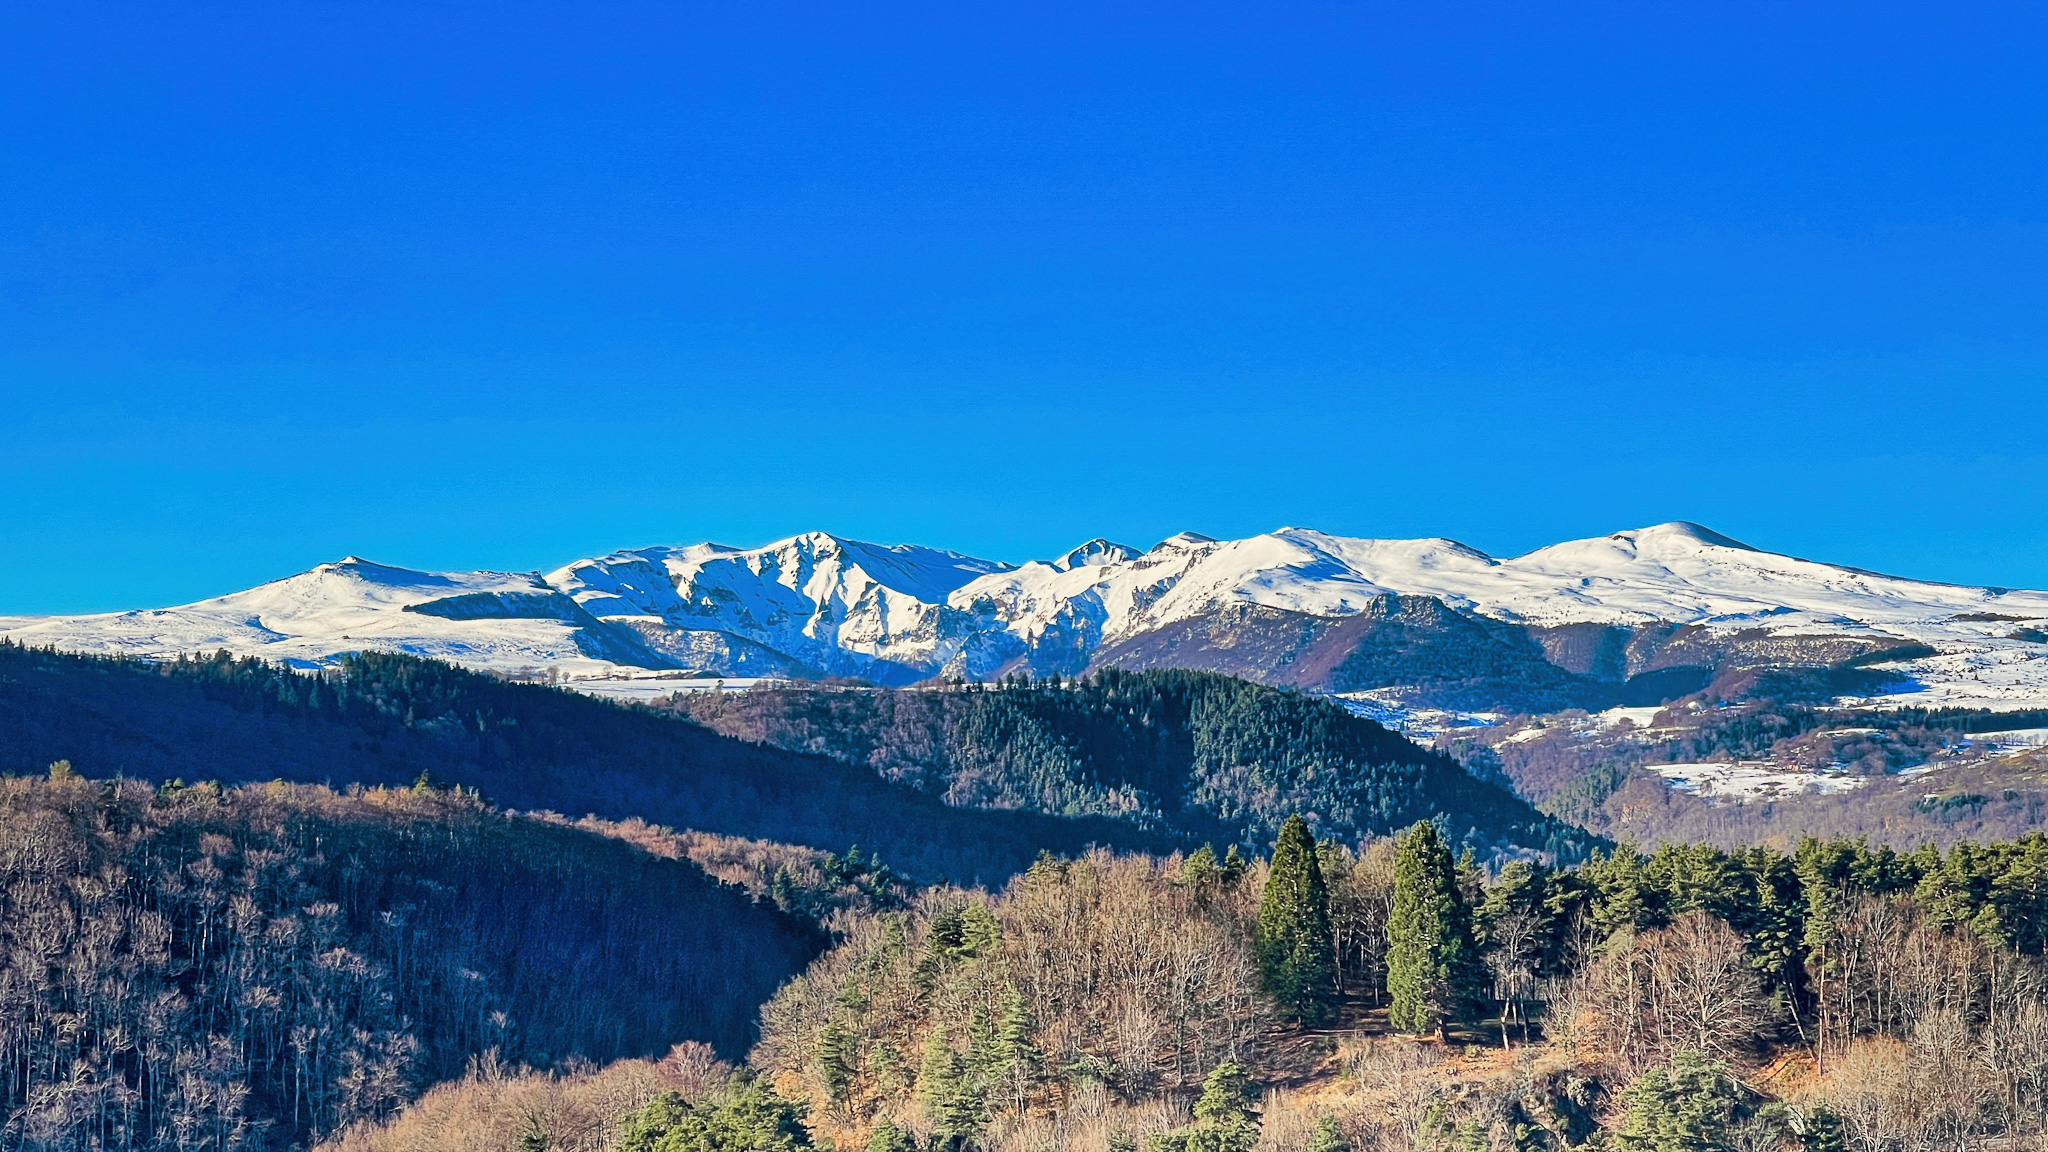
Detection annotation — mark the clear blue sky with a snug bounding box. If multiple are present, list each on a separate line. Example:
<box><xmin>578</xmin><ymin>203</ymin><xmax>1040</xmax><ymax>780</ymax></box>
<box><xmin>5</xmin><ymin>1</ymin><xmax>2046</xmax><ymax>613</ymax></box>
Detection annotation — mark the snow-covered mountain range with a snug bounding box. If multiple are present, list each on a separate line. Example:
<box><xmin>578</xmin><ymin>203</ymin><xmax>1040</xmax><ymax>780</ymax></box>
<box><xmin>7</xmin><ymin>523</ymin><xmax>2047</xmax><ymax>713</ymax></box>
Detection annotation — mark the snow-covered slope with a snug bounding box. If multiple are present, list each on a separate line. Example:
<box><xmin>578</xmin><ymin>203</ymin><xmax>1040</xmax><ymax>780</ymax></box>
<box><xmin>0</xmin><ymin>558</ymin><xmax>638</xmax><ymax>677</ymax></box>
<box><xmin>546</xmin><ymin>533</ymin><xmax>1014</xmax><ymax>680</ymax></box>
<box><xmin>6</xmin><ymin>523</ymin><xmax>2047</xmax><ymax>709</ymax></box>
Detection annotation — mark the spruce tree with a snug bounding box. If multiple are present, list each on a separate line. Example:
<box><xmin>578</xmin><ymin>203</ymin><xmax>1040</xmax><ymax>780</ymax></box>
<box><xmin>1255</xmin><ymin>816</ymin><xmax>1338</xmax><ymax>1025</ymax></box>
<box><xmin>1387</xmin><ymin>821</ymin><xmax>1480</xmax><ymax>1037</ymax></box>
<box><xmin>817</xmin><ymin>1020</ymin><xmax>856</xmax><ymax>1102</ymax></box>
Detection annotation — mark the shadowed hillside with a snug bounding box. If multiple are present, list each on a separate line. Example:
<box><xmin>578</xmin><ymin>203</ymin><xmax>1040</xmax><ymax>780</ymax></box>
<box><xmin>0</xmin><ymin>775</ymin><xmax>819</xmax><ymax>1149</ymax></box>
<box><xmin>0</xmin><ymin>643</ymin><xmax>1171</xmax><ymax>883</ymax></box>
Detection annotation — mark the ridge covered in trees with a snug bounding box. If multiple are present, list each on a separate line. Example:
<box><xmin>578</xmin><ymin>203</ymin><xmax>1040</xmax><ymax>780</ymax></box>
<box><xmin>0</xmin><ymin>642</ymin><xmax>1173</xmax><ymax>883</ymax></box>
<box><xmin>671</xmin><ymin>670</ymin><xmax>1588</xmax><ymax>858</ymax></box>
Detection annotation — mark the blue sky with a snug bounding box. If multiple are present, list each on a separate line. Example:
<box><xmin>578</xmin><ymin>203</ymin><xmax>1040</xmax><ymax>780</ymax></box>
<box><xmin>4</xmin><ymin>1</ymin><xmax>2046</xmax><ymax>613</ymax></box>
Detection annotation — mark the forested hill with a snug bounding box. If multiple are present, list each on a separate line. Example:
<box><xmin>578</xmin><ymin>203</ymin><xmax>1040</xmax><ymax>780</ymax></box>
<box><xmin>672</xmin><ymin>669</ymin><xmax>1591</xmax><ymax>858</ymax></box>
<box><xmin>0</xmin><ymin>643</ymin><xmax>1173</xmax><ymax>882</ymax></box>
<box><xmin>0</xmin><ymin>774</ymin><xmax>819</xmax><ymax>1150</ymax></box>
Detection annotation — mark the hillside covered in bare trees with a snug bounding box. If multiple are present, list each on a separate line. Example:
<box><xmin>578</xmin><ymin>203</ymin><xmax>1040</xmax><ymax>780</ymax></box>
<box><xmin>320</xmin><ymin>825</ymin><xmax>2048</xmax><ymax>1152</ymax></box>
<box><xmin>0</xmin><ymin>773</ymin><xmax>818</xmax><ymax>1150</ymax></box>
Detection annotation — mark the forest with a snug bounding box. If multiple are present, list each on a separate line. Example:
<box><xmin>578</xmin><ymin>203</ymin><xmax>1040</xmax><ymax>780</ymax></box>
<box><xmin>670</xmin><ymin>671</ymin><xmax>1585</xmax><ymax>859</ymax></box>
<box><xmin>8</xmin><ymin>646</ymin><xmax>2048</xmax><ymax>1152</ymax></box>
<box><xmin>0</xmin><ymin>643</ymin><xmax>1173</xmax><ymax>883</ymax></box>
<box><xmin>0</xmin><ymin>771</ymin><xmax>820</xmax><ymax>1150</ymax></box>
<box><xmin>1462</xmin><ymin>676</ymin><xmax>2048</xmax><ymax>851</ymax></box>
<box><xmin>317</xmin><ymin>817</ymin><xmax>2048</xmax><ymax>1152</ymax></box>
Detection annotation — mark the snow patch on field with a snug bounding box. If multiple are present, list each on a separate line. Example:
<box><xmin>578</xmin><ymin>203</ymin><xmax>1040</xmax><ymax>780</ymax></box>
<box><xmin>1649</xmin><ymin>761</ymin><xmax>1872</xmax><ymax>801</ymax></box>
<box><xmin>1590</xmin><ymin>706</ymin><xmax>1669</xmax><ymax>733</ymax></box>
<box><xmin>1334</xmin><ymin>693</ymin><xmax>1500</xmax><ymax>738</ymax></box>
<box><xmin>566</xmin><ymin>675</ymin><xmax>781</xmax><ymax>704</ymax></box>
<box><xmin>1969</xmin><ymin>728</ymin><xmax>2048</xmax><ymax>753</ymax></box>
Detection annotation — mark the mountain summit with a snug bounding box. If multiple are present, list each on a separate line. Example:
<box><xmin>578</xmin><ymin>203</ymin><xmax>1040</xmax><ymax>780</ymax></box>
<box><xmin>5</xmin><ymin>524</ymin><xmax>2045</xmax><ymax>713</ymax></box>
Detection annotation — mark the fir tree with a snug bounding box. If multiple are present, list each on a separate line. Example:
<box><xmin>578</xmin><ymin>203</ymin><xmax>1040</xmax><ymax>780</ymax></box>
<box><xmin>867</xmin><ymin>1118</ymin><xmax>920</xmax><ymax>1152</ymax></box>
<box><xmin>1308</xmin><ymin>1115</ymin><xmax>1353</xmax><ymax>1152</ymax></box>
<box><xmin>1221</xmin><ymin>845</ymin><xmax>1249</xmax><ymax>886</ymax></box>
<box><xmin>993</xmin><ymin>984</ymin><xmax>1044</xmax><ymax>1109</ymax></box>
<box><xmin>917</xmin><ymin>1031</ymin><xmax>984</xmax><ymax>1150</ymax></box>
<box><xmin>817</xmin><ymin>1020</ymin><xmax>857</xmax><ymax>1103</ymax></box>
<box><xmin>771</xmin><ymin>867</ymin><xmax>802</xmax><ymax>915</ymax></box>
<box><xmin>1614</xmin><ymin>1050</ymin><xmax>1744</xmax><ymax>1152</ymax></box>
<box><xmin>617</xmin><ymin>1084</ymin><xmax>816</xmax><ymax>1152</ymax></box>
<box><xmin>1148</xmin><ymin>1062</ymin><xmax>1260</xmax><ymax>1152</ymax></box>
<box><xmin>1255</xmin><ymin>816</ymin><xmax>1338</xmax><ymax>1025</ymax></box>
<box><xmin>1387</xmin><ymin>821</ymin><xmax>1480</xmax><ymax>1037</ymax></box>
<box><xmin>1799</xmin><ymin>1104</ymin><xmax>1845</xmax><ymax>1152</ymax></box>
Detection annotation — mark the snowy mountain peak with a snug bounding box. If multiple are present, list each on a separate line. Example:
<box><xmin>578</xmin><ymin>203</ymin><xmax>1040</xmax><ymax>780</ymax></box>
<box><xmin>8</xmin><ymin>523</ymin><xmax>2048</xmax><ymax>711</ymax></box>
<box><xmin>1052</xmin><ymin>539</ymin><xmax>1142</xmax><ymax>571</ymax></box>
<box><xmin>308</xmin><ymin>557</ymin><xmax>466</xmax><ymax>590</ymax></box>
<box><xmin>1151</xmin><ymin>531</ymin><xmax>1217</xmax><ymax>553</ymax></box>
<box><xmin>1622</xmin><ymin>521</ymin><xmax>1759</xmax><ymax>552</ymax></box>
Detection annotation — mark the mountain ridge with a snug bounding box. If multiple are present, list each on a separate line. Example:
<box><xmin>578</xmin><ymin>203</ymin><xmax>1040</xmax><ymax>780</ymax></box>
<box><xmin>5</xmin><ymin>522</ymin><xmax>2046</xmax><ymax>714</ymax></box>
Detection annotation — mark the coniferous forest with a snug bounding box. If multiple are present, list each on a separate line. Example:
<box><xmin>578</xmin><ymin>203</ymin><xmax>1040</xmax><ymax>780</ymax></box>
<box><xmin>7</xmin><ymin>645</ymin><xmax>2048</xmax><ymax>1151</ymax></box>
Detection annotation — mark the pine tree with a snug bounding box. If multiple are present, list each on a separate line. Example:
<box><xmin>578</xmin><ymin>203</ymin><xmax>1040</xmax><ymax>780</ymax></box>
<box><xmin>1387</xmin><ymin>821</ymin><xmax>1480</xmax><ymax>1037</ymax></box>
<box><xmin>518</xmin><ymin>1113</ymin><xmax>550</xmax><ymax>1152</ymax></box>
<box><xmin>1255</xmin><ymin>816</ymin><xmax>1338</xmax><ymax>1025</ymax></box>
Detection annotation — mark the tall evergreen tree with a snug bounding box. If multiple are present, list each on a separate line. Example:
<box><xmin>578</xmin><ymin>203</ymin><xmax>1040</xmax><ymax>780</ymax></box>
<box><xmin>1255</xmin><ymin>816</ymin><xmax>1339</xmax><ymax>1025</ymax></box>
<box><xmin>817</xmin><ymin>1020</ymin><xmax>857</xmax><ymax>1103</ymax></box>
<box><xmin>1147</xmin><ymin>1063</ymin><xmax>1261</xmax><ymax>1152</ymax></box>
<box><xmin>916</xmin><ymin>1032</ymin><xmax>984</xmax><ymax>1150</ymax></box>
<box><xmin>1387</xmin><ymin>821</ymin><xmax>1480</xmax><ymax>1037</ymax></box>
<box><xmin>993</xmin><ymin>984</ymin><xmax>1044</xmax><ymax>1110</ymax></box>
